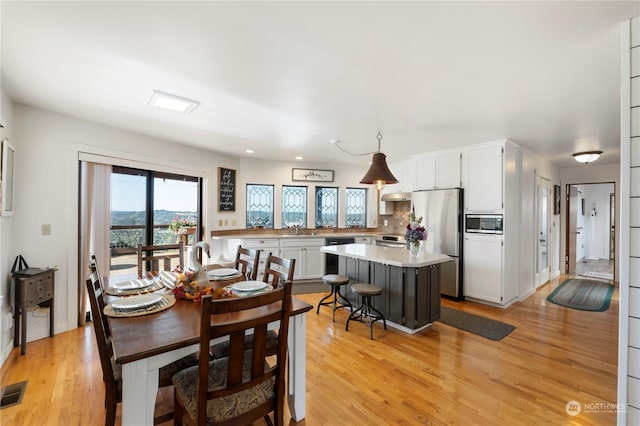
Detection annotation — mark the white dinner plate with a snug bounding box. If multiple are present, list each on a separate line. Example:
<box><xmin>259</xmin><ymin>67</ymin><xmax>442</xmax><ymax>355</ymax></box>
<box><xmin>208</xmin><ymin>268</ymin><xmax>239</xmax><ymax>278</ymax></box>
<box><xmin>111</xmin><ymin>278</ymin><xmax>155</xmax><ymax>291</ymax></box>
<box><xmin>231</xmin><ymin>281</ymin><xmax>268</xmax><ymax>292</ymax></box>
<box><xmin>207</xmin><ymin>268</ymin><xmax>238</xmax><ymax>278</ymax></box>
<box><xmin>111</xmin><ymin>294</ymin><xmax>163</xmax><ymax>310</ymax></box>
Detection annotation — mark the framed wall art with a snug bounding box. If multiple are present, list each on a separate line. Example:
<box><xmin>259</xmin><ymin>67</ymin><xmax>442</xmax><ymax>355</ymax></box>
<box><xmin>218</xmin><ymin>167</ymin><xmax>236</xmax><ymax>211</ymax></box>
<box><xmin>292</xmin><ymin>168</ymin><xmax>334</xmax><ymax>182</ymax></box>
<box><xmin>1</xmin><ymin>139</ymin><xmax>15</xmax><ymax>216</ymax></box>
<box><xmin>553</xmin><ymin>184</ymin><xmax>560</xmax><ymax>215</ymax></box>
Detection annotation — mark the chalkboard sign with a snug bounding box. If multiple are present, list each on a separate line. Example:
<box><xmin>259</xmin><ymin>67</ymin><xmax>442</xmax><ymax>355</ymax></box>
<box><xmin>218</xmin><ymin>167</ymin><xmax>236</xmax><ymax>211</ymax></box>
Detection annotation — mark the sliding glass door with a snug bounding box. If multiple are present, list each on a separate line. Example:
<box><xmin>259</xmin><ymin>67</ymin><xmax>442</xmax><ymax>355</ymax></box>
<box><xmin>110</xmin><ymin>166</ymin><xmax>202</xmax><ymax>276</ymax></box>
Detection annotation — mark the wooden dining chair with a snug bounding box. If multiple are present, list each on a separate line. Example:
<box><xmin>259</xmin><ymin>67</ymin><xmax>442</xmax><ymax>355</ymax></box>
<box><xmin>234</xmin><ymin>245</ymin><xmax>261</xmax><ymax>280</ymax></box>
<box><xmin>86</xmin><ymin>269</ymin><xmax>198</xmax><ymax>426</ymax></box>
<box><xmin>137</xmin><ymin>242</ymin><xmax>184</xmax><ymax>278</ymax></box>
<box><xmin>172</xmin><ymin>281</ymin><xmax>293</xmax><ymax>426</ymax></box>
<box><xmin>262</xmin><ymin>254</ymin><xmax>296</xmax><ymax>288</ymax></box>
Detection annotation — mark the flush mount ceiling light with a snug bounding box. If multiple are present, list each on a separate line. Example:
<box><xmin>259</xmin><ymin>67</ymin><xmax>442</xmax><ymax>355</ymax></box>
<box><xmin>333</xmin><ymin>131</ymin><xmax>398</xmax><ymax>191</ymax></box>
<box><xmin>572</xmin><ymin>150</ymin><xmax>603</xmax><ymax>164</ymax></box>
<box><xmin>147</xmin><ymin>90</ymin><xmax>199</xmax><ymax>113</ymax></box>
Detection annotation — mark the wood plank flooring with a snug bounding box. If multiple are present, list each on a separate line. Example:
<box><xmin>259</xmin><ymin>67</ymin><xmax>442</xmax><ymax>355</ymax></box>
<box><xmin>1</xmin><ymin>274</ymin><xmax>619</xmax><ymax>425</ymax></box>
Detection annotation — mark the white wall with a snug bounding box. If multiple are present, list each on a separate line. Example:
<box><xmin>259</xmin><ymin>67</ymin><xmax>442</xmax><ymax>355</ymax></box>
<box><xmin>6</xmin><ymin>103</ymin><xmax>239</xmax><ymax>351</ymax></box>
<box><xmin>560</xmin><ymin>164</ymin><xmax>620</xmax><ymax>278</ymax></box>
<box><xmin>0</xmin><ymin>90</ymin><xmax>15</xmax><ymax>364</ymax></box>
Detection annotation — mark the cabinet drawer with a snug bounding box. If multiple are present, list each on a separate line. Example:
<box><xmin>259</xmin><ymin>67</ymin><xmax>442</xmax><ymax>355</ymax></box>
<box><xmin>279</xmin><ymin>238</ymin><xmax>325</xmax><ymax>248</ymax></box>
<box><xmin>241</xmin><ymin>239</ymin><xmax>279</xmax><ymax>248</ymax></box>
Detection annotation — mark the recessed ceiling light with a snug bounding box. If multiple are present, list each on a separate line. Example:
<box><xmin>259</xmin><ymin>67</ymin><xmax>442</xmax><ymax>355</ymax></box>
<box><xmin>245</xmin><ymin>150</ymin><xmax>255</xmax><ymax>154</ymax></box>
<box><xmin>147</xmin><ymin>90</ymin><xmax>199</xmax><ymax>113</ymax></box>
<box><xmin>295</xmin><ymin>156</ymin><xmax>303</xmax><ymax>160</ymax></box>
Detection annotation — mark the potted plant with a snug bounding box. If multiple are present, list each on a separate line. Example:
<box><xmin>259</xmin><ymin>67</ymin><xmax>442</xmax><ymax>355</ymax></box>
<box><xmin>169</xmin><ymin>217</ymin><xmax>197</xmax><ymax>235</ymax></box>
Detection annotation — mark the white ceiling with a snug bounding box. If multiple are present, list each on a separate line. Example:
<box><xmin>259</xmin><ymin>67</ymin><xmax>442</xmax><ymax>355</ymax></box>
<box><xmin>2</xmin><ymin>1</ymin><xmax>638</xmax><ymax>169</ymax></box>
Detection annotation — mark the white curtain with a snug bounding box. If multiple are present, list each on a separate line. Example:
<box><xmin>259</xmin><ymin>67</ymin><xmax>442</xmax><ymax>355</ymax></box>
<box><xmin>79</xmin><ymin>161</ymin><xmax>111</xmax><ymax>325</ymax></box>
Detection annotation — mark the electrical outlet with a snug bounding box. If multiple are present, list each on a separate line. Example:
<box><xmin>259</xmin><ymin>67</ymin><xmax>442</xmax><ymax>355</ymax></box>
<box><xmin>383</xmin><ymin>219</ymin><xmax>389</xmax><ymax>226</ymax></box>
<box><xmin>224</xmin><ymin>219</ymin><xmax>228</xmax><ymax>226</ymax></box>
<box><xmin>232</xmin><ymin>220</ymin><xmax>237</xmax><ymax>226</ymax></box>
<box><xmin>218</xmin><ymin>219</ymin><xmax>223</xmax><ymax>226</ymax></box>
<box><xmin>42</xmin><ymin>224</ymin><xmax>51</xmax><ymax>236</ymax></box>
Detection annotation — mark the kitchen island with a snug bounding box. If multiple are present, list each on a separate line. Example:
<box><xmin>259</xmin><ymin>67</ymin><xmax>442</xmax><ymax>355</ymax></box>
<box><xmin>320</xmin><ymin>243</ymin><xmax>452</xmax><ymax>334</ymax></box>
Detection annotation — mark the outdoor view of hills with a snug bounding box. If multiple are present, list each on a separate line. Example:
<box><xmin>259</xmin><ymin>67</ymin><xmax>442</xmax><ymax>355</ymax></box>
<box><xmin>111</xmin><ymin>210</ymin><xmax>197</xmax><ymax>248</ymax></box>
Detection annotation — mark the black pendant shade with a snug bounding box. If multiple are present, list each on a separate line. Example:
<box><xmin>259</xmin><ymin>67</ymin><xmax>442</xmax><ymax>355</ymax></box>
<box><xmin>359</xmin><ymin>152</ymin><xmax>399</xmax><ymax>186</ymax></box>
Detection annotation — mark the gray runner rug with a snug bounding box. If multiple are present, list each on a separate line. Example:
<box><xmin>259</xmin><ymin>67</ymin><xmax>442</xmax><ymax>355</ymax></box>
<box><xmin>438</xmin><ymin>307</ymin><xmax>515</xmax><ymax>341</ymax></box>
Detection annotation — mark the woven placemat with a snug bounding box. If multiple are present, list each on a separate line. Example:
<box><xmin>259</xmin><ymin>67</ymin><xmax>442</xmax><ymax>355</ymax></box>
<box><xmin>104</xmin><ymin>280</ymin><xmax>165</xmax><ymax>296</ymax></box>
<box><xmin>104</xmin><ymin>295</ymin><xmax>176</xmax><ymax>318</ymax></box>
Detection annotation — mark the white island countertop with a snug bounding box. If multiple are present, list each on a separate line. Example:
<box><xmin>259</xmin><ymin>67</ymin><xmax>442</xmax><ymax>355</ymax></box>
<box><xmin>321</xmin><ymin>243</ymin><xmax>451</xmax><ymax>268</ymax></box>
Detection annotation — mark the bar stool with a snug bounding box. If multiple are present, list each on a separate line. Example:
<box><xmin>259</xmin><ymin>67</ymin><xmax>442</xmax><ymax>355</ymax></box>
<box><xmin>316</xmin><ymin>274</ymin><xmax>353</xmax><ymax>322</ymax></box>
<box><xmin>346</xmin><ymin>283</ymin><xmax>387</xmax><ymax>340</ymax></box>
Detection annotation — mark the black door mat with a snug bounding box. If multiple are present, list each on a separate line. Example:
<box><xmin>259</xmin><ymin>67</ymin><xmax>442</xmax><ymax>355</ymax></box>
<box><xmin>1</xmin><ymin>381</ymin><xmax>27</xmax><ymax>409</ymax></box>
<box><xmin>438</xmin><ymin>307</ymin><xmax>515</xmax><ymax>341</ymax></box>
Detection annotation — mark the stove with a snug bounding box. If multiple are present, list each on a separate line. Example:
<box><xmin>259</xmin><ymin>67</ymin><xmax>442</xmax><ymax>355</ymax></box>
<box><xmin>374</xmin><ymin>235</ymin><xmax>407</xmax><ymax>249</ymax></box>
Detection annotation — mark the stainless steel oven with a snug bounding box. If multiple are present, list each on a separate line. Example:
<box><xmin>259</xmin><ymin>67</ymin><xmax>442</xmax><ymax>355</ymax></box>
<box><xmin>465</xmin><ymin>214</ymin><xmax>503</xmax><ymax>234</ymax></box>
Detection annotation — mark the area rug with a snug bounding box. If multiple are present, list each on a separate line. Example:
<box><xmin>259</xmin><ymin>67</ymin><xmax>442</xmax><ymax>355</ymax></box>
<box><xmin>579</xmin><ymin>271</ymin><xmax>614</xmax><ymax>281</ymax></box>
<box><xmin>438</xmin><ymin>307</ymin><xmax>515</xmax><ymax>341</ymax></box>
<box><xmin>546</xmin><ymin>279</ymin><xmax>614</xmax><ymax>312</ymax></box>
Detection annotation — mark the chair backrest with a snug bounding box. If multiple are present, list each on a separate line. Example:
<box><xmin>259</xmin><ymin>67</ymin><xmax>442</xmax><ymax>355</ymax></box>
<box><xmin>196</xmin><ymin>281</ymin><xmax>292</xmax><ymax>425</ymax></box>
<box><xmin>262</xmin><ymin>254</ymin><xmax>295</xmax><ymax>288</ymax></box>
<box><xmin>234</xmin><ymin>245</ymin><xmax>261</xmax><ymax>280</ymax></box>
<box><xmin>86</xmin><ymin>271</ymin><xmax>117</xmax><ymax>397</ymax></box>
<box><xmin>137</xmin><ymin>242</ymin><xmax>184</xmax><ymax>278</ymax></box>
<box><xmin>89</xmin><ymin>254</ymin><xmax>101</xmax><ymax>285</ymax></box>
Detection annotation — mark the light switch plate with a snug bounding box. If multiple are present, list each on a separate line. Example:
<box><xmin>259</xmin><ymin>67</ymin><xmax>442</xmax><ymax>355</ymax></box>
<box><xmin>42</xmin><ymin>224</ymin><xmax>51</xmax><ymax>235</ymax></box>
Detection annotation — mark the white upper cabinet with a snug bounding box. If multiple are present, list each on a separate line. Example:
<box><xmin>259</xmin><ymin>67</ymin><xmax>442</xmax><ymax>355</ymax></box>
<box><xmin>465</xmin><ymin>145</ymin><xmax>503</xmax><ymax>211</ymax></box>
<box><xmin>414</xmin><ymin>152</ymin><xmax>462</xmax><ymax>191</ymax></box>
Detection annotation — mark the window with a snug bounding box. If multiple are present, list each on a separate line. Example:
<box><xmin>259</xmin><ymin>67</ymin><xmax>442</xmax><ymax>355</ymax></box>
<box><xmin>246</xmin><ymin>184</ymin><xmax>274</xmax><ymax>228</ymax></box>
<box><xmin>282</xmin><ymin>185</ymin><xmax>307</xmax><ymax>228</ymax></box>
<box><xmin>315</xmin><ymin>186</ymin><xmax>338</xmax><ymax>228</ymax></box>
<box><xmin>345</xmin><ymin>187</ymin><xmax>367</xmax><ymax>228</ymax></box>
<box><xmin>110</xmin><ymin>166</ymin><xmax>201</xmax><ymax>275</ymax></box>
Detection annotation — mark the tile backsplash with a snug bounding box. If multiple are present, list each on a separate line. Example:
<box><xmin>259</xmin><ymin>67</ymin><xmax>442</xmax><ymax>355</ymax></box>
<box><xmin>379</xmin><ymin>201</ymin><xmax>411</xmax><ymax>235</ymax></box>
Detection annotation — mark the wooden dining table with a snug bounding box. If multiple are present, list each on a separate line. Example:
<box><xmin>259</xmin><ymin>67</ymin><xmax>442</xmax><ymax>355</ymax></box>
<box><xmin>105</xmin><ymin>275</ymin><xmax>313</xmax><ymax>426</ymax></box>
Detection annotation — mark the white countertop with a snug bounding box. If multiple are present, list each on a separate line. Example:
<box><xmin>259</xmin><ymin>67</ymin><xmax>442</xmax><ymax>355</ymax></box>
<box><xmin>320</xmin><ymin>243</ymin><xmax>452</xmax><ymax>268</ymax></box>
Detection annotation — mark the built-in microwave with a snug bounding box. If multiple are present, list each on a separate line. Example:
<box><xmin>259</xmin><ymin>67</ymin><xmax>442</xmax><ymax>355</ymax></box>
<box><xmin>465</xmin><ymin>214</ymin><xmax>503</xmax><ymax>234</ymax></box>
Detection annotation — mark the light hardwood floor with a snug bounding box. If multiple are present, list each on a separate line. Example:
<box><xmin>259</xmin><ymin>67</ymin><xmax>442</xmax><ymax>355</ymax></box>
<box><xmin>1</xmin><ymin>274</ymin><xmax>619</xmax><ymax>425</ymax></box>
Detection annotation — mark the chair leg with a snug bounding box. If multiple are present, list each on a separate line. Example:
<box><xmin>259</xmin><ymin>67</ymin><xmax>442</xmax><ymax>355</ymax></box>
<box><xmin>173</xmin><ymin>388</ymin><xmax>183</xmax><ymax>426</ymax></box>
<box><xmin>105</xmin><ymin>393</ymin><xmax>116</xmax><ymax>426</ymax></box>
<box><xmin>345</xmin><ymin>301</ymin><xmax>365</xmax><ymax>331</ymax></box>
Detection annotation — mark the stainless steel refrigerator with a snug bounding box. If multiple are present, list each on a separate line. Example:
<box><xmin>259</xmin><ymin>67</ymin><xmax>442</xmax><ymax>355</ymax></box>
<box><xmin>411</xmin><ymin>188</ymin><xmax>463</xmax><ymax>299</ymax></box>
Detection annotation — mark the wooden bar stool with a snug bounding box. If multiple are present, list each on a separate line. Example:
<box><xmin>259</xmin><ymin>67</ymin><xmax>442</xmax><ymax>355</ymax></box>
<box><xmin>316</xmin><ymin>274</ymin><xmax>353</xmax><ymax>322</ymax></box>
<box><xmin>346</xmin><ymin>283</ymin><xmax>387</xmax><ymax>339</ymax></box>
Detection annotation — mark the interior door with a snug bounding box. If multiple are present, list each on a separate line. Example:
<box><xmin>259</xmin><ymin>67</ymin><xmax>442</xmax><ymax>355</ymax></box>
<box><xmin>536</xmin><ymin>177</ymin><xmax>551</xmax><ymax>285</ymax></box>
<box><xmin>566</xmin><ymin>185</ymin><xmax>578</xmax><ymax>274</ymax></box>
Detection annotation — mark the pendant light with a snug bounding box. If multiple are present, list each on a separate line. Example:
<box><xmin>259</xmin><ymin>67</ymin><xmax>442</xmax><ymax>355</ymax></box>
<box><xmin>358</xmin><ymin>132</ymin><xmax>398</xmax><ymax>191</ymax></box>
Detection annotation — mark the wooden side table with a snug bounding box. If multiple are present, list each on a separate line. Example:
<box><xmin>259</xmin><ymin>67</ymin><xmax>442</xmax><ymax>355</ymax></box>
<box><xmin>12</xmin><ymin>268</ymin><xmax>56</xmax><ymax>355</ymax></box>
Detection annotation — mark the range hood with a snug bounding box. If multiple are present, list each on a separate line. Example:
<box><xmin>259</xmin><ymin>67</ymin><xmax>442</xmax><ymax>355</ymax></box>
<box><xmin>380</xmin><ymin>192</ymin><xmax>411</xmax><ymax>202</ymax></box>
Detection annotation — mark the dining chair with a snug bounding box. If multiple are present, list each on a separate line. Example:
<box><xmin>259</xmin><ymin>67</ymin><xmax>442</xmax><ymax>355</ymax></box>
<box><xmin>86</xmin><ymin>270</ymin><xmax>198</xmax><ymax>426</ymax></box>
<box><xmin>172</xmin><ymin>280</ymin><xmax>293</xmax><ymax>426</ymax></box>
<box><xmin>137</xmin><ymin>242</ymin><xmax>184</xmax><ymax>278</ymax></box>
<box><xmin>234</xmin><ymin>245</ymin><xmax>261</xmax><ymax>280</ymax></box>
<box><xmin>262</xmin><ymin>254</ymin><xmax>296</xmax><ymax>288</ymax></box>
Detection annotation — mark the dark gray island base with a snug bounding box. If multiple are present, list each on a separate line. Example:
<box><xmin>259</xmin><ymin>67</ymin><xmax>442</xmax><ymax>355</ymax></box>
<box><xmin>321</xmin><ymin>244</ymin><xmax>453</xmax><ymax>334</ymax></box>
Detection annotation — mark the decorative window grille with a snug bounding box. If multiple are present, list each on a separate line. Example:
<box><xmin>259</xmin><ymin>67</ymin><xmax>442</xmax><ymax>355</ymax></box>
<box><xmin>282</xmin><ymin>185</ymin><xmax>308</xmax><ymax>228</ymax></box>
<box><xmin>246</xmin><ymin>184</ymin><xmax>274</xmax><ymax>229</ymax></box>
<box><xmin>345</xmin><ymin>188</ymin><xmax>367</xmax><ymax>227</ymax></box>
<box><xmin>315</xmin><ymin>187</ymin><xmax>338</xmax><ymax>228</ymax></box>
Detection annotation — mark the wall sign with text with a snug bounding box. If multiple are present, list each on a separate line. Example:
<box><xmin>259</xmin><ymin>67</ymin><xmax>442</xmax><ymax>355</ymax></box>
<box><xmin>292</xmin><ymin>168</ymin><xmax>334</xmax><ymax>182</ymax></box>
<box><xmin>218</xmin><ymin>167</ymin><xmax>236</xmax><ymax>211</ymax></box>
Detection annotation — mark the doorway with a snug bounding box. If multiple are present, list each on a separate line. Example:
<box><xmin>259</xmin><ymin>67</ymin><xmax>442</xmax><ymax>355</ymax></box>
<box><xmin>535</xmin><ymin>176</ymin><xmax>552</xmax><ymax>286</ymax></box>
<box><xmin>565</xmin><ymin>182</ymin><xmax>615</xmax><ymax>281</ymax></box>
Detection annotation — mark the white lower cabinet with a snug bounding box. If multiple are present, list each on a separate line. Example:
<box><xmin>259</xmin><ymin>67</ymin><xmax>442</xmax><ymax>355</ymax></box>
<box><xmin>236</xmin><ymin>239</ymin><xmax>280</xmax><ymax>278</ymax></box>
<box><xmin>279</xmin><ymin>238</ymin><xmax>325</xmax><ymax>280</ymax></box>
<box><xmin>464</xmin><ymin>235</ymin><xmax>503</xmax><ymax>304</ymax></box>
